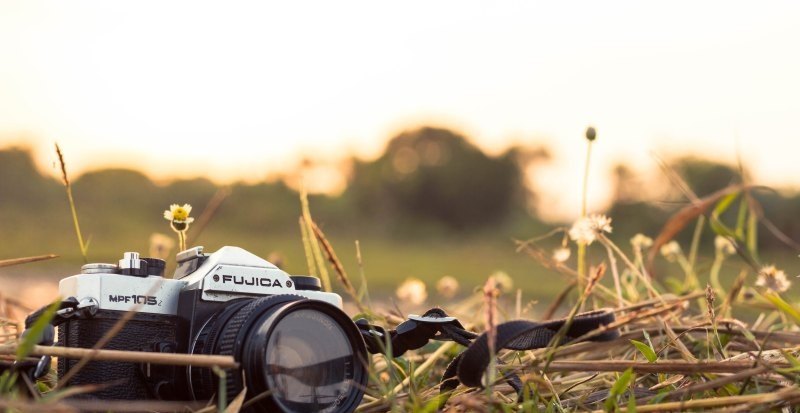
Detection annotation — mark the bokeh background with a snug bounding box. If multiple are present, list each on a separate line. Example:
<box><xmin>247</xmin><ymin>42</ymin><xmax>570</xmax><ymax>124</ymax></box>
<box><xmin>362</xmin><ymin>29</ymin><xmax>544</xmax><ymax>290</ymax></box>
<box><xmin>2</xmin><ymin>1</ymin><xmax>800</xmax><ymax>312</ymax></box>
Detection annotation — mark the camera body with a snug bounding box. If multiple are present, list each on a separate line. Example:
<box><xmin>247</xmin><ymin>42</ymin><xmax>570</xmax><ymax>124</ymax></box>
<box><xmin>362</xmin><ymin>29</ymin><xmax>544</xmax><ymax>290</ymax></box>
<box><xmin>57</xmin><ymin>246</ymin><xmax>365</xmax><ymax>411</ymax></box>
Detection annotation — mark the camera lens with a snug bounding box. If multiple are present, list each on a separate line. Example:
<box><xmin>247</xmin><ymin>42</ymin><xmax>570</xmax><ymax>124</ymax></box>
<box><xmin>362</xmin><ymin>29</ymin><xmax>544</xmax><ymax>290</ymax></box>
<box><xmin>263</xmin><ymin>309</ymin><xmax>357</xmax><ymax>412</ymax></box>
<box><xmin>191</xmin><ymin>295</ymin><xmax>367</xmax><ymax>413</ymax></box>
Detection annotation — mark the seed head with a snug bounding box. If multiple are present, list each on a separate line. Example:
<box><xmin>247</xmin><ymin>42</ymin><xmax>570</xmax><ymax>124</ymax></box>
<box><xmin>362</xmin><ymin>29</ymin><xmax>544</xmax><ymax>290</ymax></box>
<box><xmin>630</xmin><ymin>234</ymin><xmax>653</xmax><ymax>250</ymax></box>
<box><xmin>489</xmin><ymin>271</ymin><xmax>514</xmax><ymax>293</ymax></box>
<box><xmin>659</xmin><ymin>241</ymin><xmax>682</xmax><ymax>262</ymax></box>
<box><xmin>756</xmin><ymin>265</ymin><xmax>791</xmax><ymax>293</ymax></box>
<box><xmin>54</xmin><ymin>143</ymin><xmax>70</xmax><ymax>186</ymax></box>
<box><xmin>436</xmin><ymin>276</ymin><xmax>460</xmax><ymax>298</ymax></box>
<box><xmin>585</xmin><ymin>126</ymin><xmax>597</xmax><ymax>142</ymax></box>
<box><xmin>552</xmin><ymin>247</ymin><xmax>571</xmax><ymax>263</ymax></box>
<box><xmin>705</xmin><ymin>283</ymin><xmax>716</xmax><ymax>323</ymax></box>
<box><xmin>714</xmin><ymin>236</ymin><xmax>736</xmax><ymax>256</ymax></box>
<box><xmin>569</xmin><ymin>214</ymin><xmax>613</xmax><ymax>245</ymax></box>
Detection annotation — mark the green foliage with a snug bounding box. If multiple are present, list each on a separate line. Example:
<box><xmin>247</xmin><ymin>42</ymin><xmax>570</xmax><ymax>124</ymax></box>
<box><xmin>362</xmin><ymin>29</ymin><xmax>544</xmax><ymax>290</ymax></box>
<box><xmin>710</xmin><ymin>191</ymin><xmax>740</xmax><ymax>239</ymax></box>
<box><xmin>17</xmin><ymin>298</ymin><xmax>60</xmax><ymax>361</ymax></box>
<box><xmin>604</xmin><ymin>368</ymin><xmax>634</xmax><ymax>412</ymax></box>
<box><xmin>763</xmin><ymin>292</ymin><xmax>800</xmax><ymax>325</ymax></box>
<box><xmin>630</xmin><ymin>340</ymin><xmax>658</xmax><ymax>362</ymax></box>
<box><xmin>0</xmin><ymin>370</ymin><xmax>18</xmax><ymax>394</ymax></box>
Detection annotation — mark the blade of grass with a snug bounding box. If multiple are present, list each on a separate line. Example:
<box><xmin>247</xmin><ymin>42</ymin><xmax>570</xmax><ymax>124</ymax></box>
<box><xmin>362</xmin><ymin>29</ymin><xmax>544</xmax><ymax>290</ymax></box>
<box><xmin>55</xmin><ymin>143</ymin><xmax>89</xmax><ymax>263</ymax></box>
<box><xmin>630</xmin><ymin>340</ymin><xmax>657</xmax><ymax>363</ymax></box>
<box><xmin>299</xmin><ymin>187</ymin><xmax>331</xmax><ymax>292</ymax></box>
<box><xmin>604</xmin><ymin>367</ymin><xmax>633</xmax><ymax>412</ymax></box>
<box><xmin>16</xmin><ymin>298</ymin><xmax>60</xmax><ymax>361</ymax></box>
<box><xmin>311</xmin><ymin>221</ymin><xmax>366</xmax><ymax>313</ymax></box>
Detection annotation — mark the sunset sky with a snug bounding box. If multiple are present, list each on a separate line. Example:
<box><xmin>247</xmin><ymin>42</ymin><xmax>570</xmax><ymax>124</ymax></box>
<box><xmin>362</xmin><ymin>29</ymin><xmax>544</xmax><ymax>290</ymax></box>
<box><xmin>1</xmin><ymin>1</ymin><xmax>799</xmax><ymax>219</ymax></box>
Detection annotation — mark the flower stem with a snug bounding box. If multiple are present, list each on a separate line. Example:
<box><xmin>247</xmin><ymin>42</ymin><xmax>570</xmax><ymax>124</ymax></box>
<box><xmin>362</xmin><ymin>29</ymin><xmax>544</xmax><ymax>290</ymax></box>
<box><xmin>709</xmin><ymin>252</ymin><xmax>726</xmax><ymax>296</ymax></box>
<box><xmin>688</xmin><ymin>216</ymin><xmax>705</xmax><ymax>269</ymax></box>
<box><xmin>65</xmin><ymin>184</ymin><xmax>88</xmax><ymax>263</ymax></box>
<box><xmin>175</xmin><ymin>230</ymin><xmax>186</xmax><ymax>252</ymax></box>
<box><xmin>604</xmin><ymin>242</ymin><xmax>624</xmax><ymax>307</ymax></box>
<box><xmin>577</xmin><ymin>140</ymin><xmax>594</xmax><ymax>288</ymax></box>
<box><xmin>599</xmin><ymin>234</ymin><xmax>664</xmax><ymax>303</ymax></box>
<box><xmin>581</xmin><ymin>140</ymin><xmax>593</xmax><ymax>218</ymax></box>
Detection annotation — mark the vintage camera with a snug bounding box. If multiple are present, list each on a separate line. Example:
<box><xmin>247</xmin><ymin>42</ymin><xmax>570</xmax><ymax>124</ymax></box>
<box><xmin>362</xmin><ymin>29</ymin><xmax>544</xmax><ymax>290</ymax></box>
<box><xmin>49</xmin><ymin>246</ymin><xmax>368</xmax><ymax>412</ymax></box>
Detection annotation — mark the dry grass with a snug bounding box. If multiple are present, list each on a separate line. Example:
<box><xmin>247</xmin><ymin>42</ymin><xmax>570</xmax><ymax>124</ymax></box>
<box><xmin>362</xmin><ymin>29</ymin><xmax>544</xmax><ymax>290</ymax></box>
<box><xmin>3</xmin><ymin>143</ymin><xmax>800</xmax><ymax>412</ymax></box>
<box><xmin>5</xmin><ymin>213</ymin><xmax>800</xmax><ymax>412</ymax></box>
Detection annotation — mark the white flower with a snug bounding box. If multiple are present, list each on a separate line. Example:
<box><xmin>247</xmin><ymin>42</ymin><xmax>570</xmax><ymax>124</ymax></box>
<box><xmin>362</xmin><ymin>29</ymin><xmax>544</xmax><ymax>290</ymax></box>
<box><xmin>490</xmin><ymin>271</ymin><xmax>514</xmax><ymax>293</ymax></box>
<box><xmin>630</xmin><ymin>234</ymin><xmax>653</xmax><ymax>250</ymax></box>
<box><xmin>552</xmin><ymin>247</ymin><xmax>571</xmax><ymax>263</ymax></box>
<box><xmin>163</xmin><ymin>203</ymin><xmax>195</xmax><ymax>232</ymax></box>
<box><xmin>163</xmin><ymin>203</ymin><xmax>194</xmax><ymax>223</ymax></box>
<box><xmin>568</xmin><ymin>214</ymin><xmax>613</xmax><ymax>245</ymax></box>
<box><xmin>660</xmin><ymin>241</ymin><xmax>682</xmax><ymax>262</ymax></box>
<box><xmin>436</xmin><ymin>276</ymin><xmax>460</xmax><ymax>298</ymax></box>
<box><xmin>396</xmin><ymin>278</ymin><xmax>427</xmax><ymax>305</ymax></box>
<box><xmin>714</xmin><ymin>236</ymin><xmax>736</xmax><ymax>256</ymax></box>
<box><xmin>756</xmin><ymin>265</ymin><xmax>791</xmax><ymax>293</ymax></box>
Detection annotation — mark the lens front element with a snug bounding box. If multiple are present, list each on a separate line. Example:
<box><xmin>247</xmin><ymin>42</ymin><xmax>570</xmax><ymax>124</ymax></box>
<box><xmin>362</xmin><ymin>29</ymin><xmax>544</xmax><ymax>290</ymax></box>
<box><xmin>265</xmin><ymin>309</ymin><xmax>357</xmax><ymax>412</ymax></box>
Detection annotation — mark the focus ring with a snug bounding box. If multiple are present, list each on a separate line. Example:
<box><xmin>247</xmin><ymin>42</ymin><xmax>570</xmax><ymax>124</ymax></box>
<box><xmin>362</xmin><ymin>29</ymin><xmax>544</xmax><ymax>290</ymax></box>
<box><xmin>215</xmin><ymin>295</ymin><xmax>304</xmax><ymax>397</ymax></box>
<box><xmin>193</xmin><ymin>299</ymin><xmax>250</xmax><ymax>400</ymax></box>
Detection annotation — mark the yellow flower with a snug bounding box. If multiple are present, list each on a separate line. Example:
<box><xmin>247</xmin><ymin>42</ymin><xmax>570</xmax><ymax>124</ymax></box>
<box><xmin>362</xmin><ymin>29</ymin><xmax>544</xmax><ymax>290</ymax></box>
<box><xmin>164</xmin><ymin>204</ymin><xmax>194</xmax><ymax>223</ymax></box>
<box><xmin>163</xmin><ymin>203</ymin><xmax>195</xmax><ymax>252</ymax></box>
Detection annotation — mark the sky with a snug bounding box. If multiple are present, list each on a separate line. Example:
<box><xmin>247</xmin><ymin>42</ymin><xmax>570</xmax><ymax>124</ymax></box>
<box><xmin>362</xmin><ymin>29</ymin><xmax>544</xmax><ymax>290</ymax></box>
<box><xmin>1</xmin><ymin>1</ymin><xmax>799</xmax><ymax>220</ymax></box>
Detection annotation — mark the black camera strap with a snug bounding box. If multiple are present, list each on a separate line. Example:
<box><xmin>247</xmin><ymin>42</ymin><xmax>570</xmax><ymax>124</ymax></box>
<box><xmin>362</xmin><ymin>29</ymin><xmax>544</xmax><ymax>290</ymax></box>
<box><xmin>355</xmin><ymin>308</ymin><xmax>618</xmax><ymax>401</ymax></box>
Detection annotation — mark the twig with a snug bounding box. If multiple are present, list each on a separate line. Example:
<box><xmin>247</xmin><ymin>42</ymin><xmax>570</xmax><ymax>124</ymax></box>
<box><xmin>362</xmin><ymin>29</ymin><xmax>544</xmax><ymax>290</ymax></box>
<box><xmin>0</xmin><ymin>254</ymin><xmax>58</xmax><ymax>268</ymax></box>
<box><xmin>0</xmin><ymin>399</ymin><xmax>206</xmax><ymax>413</ymax></box>
<box><xmin>594</xmin><ymin>387</ymin><xmax>800</xmax><ymax>412</ymax></box>
<box><xmin>547</xmin><ymin>359</ymin><xmax>787</xmax><ymax>374</ymax></box>
<box><xmin>0</xmin><ymin>344</ymin><xmax>237</xmax><ymax>368</ymax></box>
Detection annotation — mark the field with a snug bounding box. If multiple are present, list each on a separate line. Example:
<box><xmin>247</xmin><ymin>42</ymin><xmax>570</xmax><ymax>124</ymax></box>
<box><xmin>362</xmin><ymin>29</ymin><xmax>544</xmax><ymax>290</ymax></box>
<box><xmin>4</xmin><ymin>140</ymin><xmax>800</xmax><ymax>413</ymax></box>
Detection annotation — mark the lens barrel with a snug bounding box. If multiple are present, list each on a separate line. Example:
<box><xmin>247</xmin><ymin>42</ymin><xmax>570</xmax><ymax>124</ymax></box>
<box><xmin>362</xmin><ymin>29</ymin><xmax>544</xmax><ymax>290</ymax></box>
<box><xmin>190</xmin><ymin>295</ymin><xmax>367</xmax><ymax>413</ymax></box>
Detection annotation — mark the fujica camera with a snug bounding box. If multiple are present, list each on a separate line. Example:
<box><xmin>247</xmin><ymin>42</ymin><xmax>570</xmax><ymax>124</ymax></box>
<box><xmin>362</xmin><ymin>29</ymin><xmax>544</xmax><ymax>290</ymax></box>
<box><xmin>34</xmin><ymin>246</ymin><xmax>369</xmax><ymax>413</ymax></box>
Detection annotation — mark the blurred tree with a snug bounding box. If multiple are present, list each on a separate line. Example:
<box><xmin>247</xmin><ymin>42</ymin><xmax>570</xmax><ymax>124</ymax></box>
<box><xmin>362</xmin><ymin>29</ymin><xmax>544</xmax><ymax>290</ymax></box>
<box><xmin>672</xmin><ymin>157</ymin><xmax>740</xmax><ymax>197</ymax></box>
<box><xmin>0</xmin><ymin>148</ymin><xmax>60</xmax><ymax>210</ymax></box>
<box><xmin>347</xmin><ymin>127</ymin><xmax>532</xmax><ymax>231</ymax></box>
<box><xmin>607</xmin><ymin>164</ymin><xmax>670</xmax><ymax>238</ymax></box>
